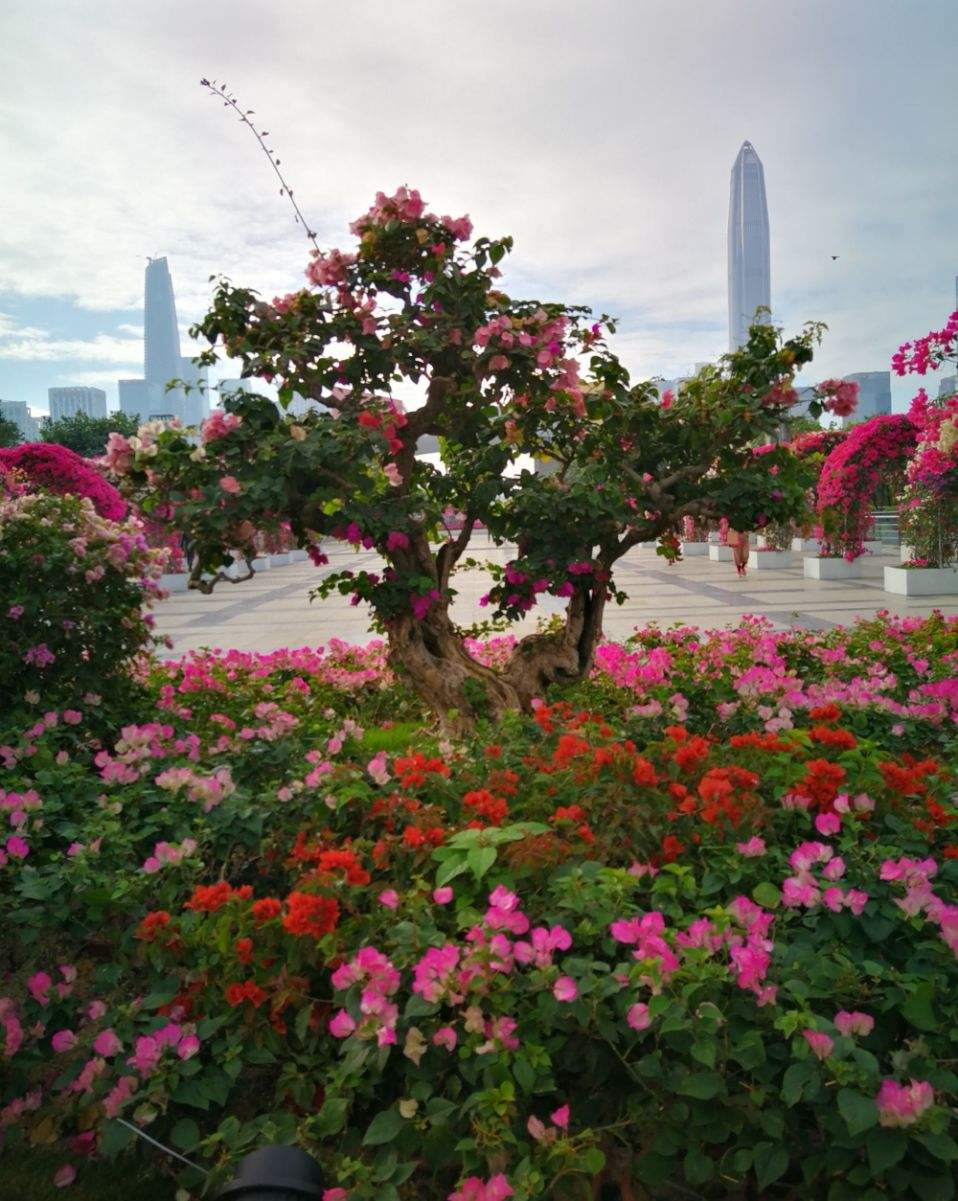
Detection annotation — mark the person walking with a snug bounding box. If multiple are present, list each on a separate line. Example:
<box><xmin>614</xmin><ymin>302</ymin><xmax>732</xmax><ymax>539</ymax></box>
<box><xmin>726</xmin><ymin>526</ymin><xmax>750</xmax><ymax>577</ymax></box>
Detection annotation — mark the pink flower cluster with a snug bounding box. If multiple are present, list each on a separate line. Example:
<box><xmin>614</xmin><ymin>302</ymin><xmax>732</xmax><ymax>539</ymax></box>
<box><xmin>876</xmin><ymin>1078</ymin><xmax>935</xmax><ymax>1126</ymax></box>
<box><xmin>816</xmin><ymin>378</ymin><xmax>859</xmax><ymax>418</ymax></box>
<box><xmin>781</xmin><ymin>841</ymin><xmax>868</xmax><ymax>915</ymax></box>
<box><xmin>880</xmin><ymin>856</ymin><xmax>958</xmax><ymax>958</ymax></box>
<box><xmin>348</xmin><ymin>186</ymin><xmax>472</xmax><ymax>244</ymax></box>
<box><xmin>329</xmin><ymin>946</ymin><xmax>401</xmax><ymax>1047</ymax></box>
<box><xmin>892</xmin><ymin>310</ymin><xmax>958</xmax><ymax>376</ymax></box>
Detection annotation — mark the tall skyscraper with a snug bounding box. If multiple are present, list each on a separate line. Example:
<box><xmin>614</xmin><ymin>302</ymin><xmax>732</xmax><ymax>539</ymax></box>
<box><xmin>728</xmin><ymin>141</ymin><xmax>771</xmax><ymax>352</ymax></box>
<box><xmin>841</xmin><ymin>372</ymin><xmax>891</xmax><ymax>428</ymax></box>
<box><xmin>118</xmin><ymin>257</ymin><xmax>209</xmax><ymax>426</ymax></box>
<box><xmin>48</xmin><ymin>386</ymin><xmax>107</xmax><ymax>421</ymax></box>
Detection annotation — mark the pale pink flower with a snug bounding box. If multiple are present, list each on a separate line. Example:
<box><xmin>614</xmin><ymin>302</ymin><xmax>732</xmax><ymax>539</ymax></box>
<box><xmin>802</xmin><ymin>1029</ymin><xmax>833</xmax><ymax>1060</ymax></box>
<box><xmin>53</xmin><ymin>1164</ymin><xmax>76</xmax><ymax>1189</ymax></box>
<box><xmin>736</xmin><ymin>836</ymin><xmax>766</xmax><ymax>857</ymax></box>
<box><xmin>219</xmin><ymin>475</ymin><xmax>242</xmax><ymax>494</ymax></box>
<box><xmin>876</xmin><ymin>1079</ymin><xmax>934</xmax><ymax>1127</ymax></box>
<box><xmin>815</xmin><ymin>812</ymin><xmax>841</xmax><ymax>836</ymax></box>
<box><xmin>177</xmin><ymin>1035</ymin><xmax>200</xmax><ymax>1060</ymax></box>
<box><xmin>834</xmin><ymin>1010</ymin><xmax>874</xmax><ymax>1038</ymax></box>
<box><xmin>432</xmin><ymin>1026</ymin><xmax>457</xmax><ymax>1051</ymax></box>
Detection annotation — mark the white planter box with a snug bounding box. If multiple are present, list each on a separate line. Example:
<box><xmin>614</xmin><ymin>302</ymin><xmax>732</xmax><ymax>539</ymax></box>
<box><xmin>681</xmin><ymin>541</ymin><xmax>709</xmax><ymax>556</ymax></box>
<box><xmin>754</xmin><ymin>551</ymin><xmax>794</xmax><ymax>570</ymax></box>
<box><xmin>862</xmin><ymin>541</ymin><xmax>884</xmax><ymax>555</ymax></box>
<box><xmin>289</xmin><ymin>548</ymin><xmax>309</xmax><ymax>562</ymax></box>
<box><xmin>900</xmin><ymin>544</ymin><xmax>915</xmax><ymax>563</ymax></box>
<box><xmin>709</xmin><ymin>544</ymin><xmax>734</xmax><ymax>561</ymax></box>
<box><xmin>792</xmin><ymin>537</ymin><xmax>822</xmax><ymax>553</ymax></box>
<box><xmin>803</xmin><ymin>556</ymin><xmax>861</xmax><ymax>580</ymax></box>
<box><xmin>707</xmin><ymin>532</ymin><xmax>721</xmax><ymax>544</ymax></box>
<box><xmin>269</xmin><ymin>552</ymin><xmax>293</xmax><ymax>567</ymax></box>
<box><xmin>884</xmin><ymin>565</ymin><xmax>958</xmax><ymax>596</ymax></box>
<box><xmin>250</xmin><ymin>556</ymin><xmax>271</xmax><ymax>572</ymax></box>
<box><xmin>638</xmin><ymin>540</ymin><xmax>658</xmax><ymax>549</ymax></box>
<box><xmin>159</xmin><ymin>572</ymin><xmax>189</xmax><ymax>593</ymax></box>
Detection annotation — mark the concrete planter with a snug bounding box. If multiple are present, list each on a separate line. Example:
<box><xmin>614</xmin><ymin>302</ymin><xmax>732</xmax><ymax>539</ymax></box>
<box><xmin>269</xmin><ymin>552</ymin><xmax>293</xmax><ymax>567</ymax></box>
<box><xmin>708</xmin><ymin>544</ymin><xmax>734</xmax><ymax>562</ymax></box>
<box><xmin>707</xmin><ymin>532</ymin><xmax>721</xmax><ymax>544</ymax></box>
<box><xmin>250</xmin><ymin>556</ymin><xmax>271</xmax><ymax>572</ymax></box>
<box><xmin>862</xmin><ymin>540</ymin><xmax>885</xmax><ymax>555</ymax></box>
<box><xmin>803</xmin><ymin>556</ymin><xmax>861</xmax><ymax>580</ymax></box>
<box><xmin>681</xmin><ymin>541</ymin><xmax>709</xmax><ymax>556</ymax></box>
<box><xmin>884</xmin><ymin>565</ymin><xmax>958</xmax><ymax>597</ymax></box>
<box><xmin>792</xmin><ymin>537</ymin><xmax>822</xmax><ymax>553</ymax></box>
<box><xmin>159</xmin><ymin>572</ymin><xmax>189</xmax><ymax>593</ymax></box>
<box><xmin>289</xmin><ymin>548</ymin><xmax>310</xmax><ymax>562</ymax></box>
<box><xmin>754</xmin><ymin>551</ymin><xmax>794</xmax><ymax>570</ymax></box>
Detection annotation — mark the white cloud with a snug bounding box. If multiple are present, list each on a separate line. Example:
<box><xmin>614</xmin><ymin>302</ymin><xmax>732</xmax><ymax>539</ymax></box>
<box><xmin>0</xmin><ymin>0</ymin><xmax>955</xmax><ymax>398</ymax></box>
<box><xmin>0</xmin><ymin>329</ymin><xmax>142</xmax><ymax>364</ymax></box>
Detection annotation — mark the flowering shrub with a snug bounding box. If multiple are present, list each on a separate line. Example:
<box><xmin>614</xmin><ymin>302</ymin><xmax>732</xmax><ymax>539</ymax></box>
<box><xmin>0</xmin><ymin>442</ymin><xmax>127</xmax><ymax>520</ymax></box>
<box><xmin>0</xmin><ymin>473</ymin><xmax>167</xmax><ymax>712</ymax></box>
<box><xmin>816</xmin><ymin>415</ymin><xmax>918</xmax><ymax>559</ymax></box>
<box><xmin>103</xmin><ymin>186</ymin><xmax>827</xmax><ymax>725</ymax></box>
<box><xmin>1</xmin><ymin>612</ymin><xmax>957</xmax><ymax>1198</ymax></box>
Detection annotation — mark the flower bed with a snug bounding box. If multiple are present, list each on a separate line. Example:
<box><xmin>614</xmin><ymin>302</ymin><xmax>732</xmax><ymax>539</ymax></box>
<box><xmin>1</xmin><ymin>614</ymin><xmax>957</xmax><ymax>1199</ymax></box>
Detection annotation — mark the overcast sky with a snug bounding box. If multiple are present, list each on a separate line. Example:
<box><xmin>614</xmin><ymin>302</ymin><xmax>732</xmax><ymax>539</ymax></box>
<box><xmin>1</xmin><ymin>0</ymin><xmax>956</xmax><ymax>416</ymax></box>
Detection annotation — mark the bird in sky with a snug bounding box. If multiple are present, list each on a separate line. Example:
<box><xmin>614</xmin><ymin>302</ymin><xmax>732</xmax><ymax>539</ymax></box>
<box><xmin>831</xmin><ymin>255</ymin><xmax>839</xmax><ymax>260</ymax></box>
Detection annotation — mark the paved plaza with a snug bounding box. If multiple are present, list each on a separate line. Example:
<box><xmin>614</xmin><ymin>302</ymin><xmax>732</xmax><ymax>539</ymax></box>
<box><xmin>153</xmin><ymin>536</ymin><xmax>958</xmax><ymax>657</ymax></box>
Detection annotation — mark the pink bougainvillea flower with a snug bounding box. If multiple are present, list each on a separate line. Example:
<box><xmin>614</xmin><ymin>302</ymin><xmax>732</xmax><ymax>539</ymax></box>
<box><xmin>433</xmin><ymin>886</ymin><xmax>454</xmax><ymax>905</ymax></box>
<box><xmin>93</xmin><ymin>1029</ymin><xmax>122</xmax><ymax>1058</ymax></box>
<box><xmin>553</xmin><ymin>976</ymin><xmax>577</xmax><ymax>1002</ymax></box>
<box><xmin>378</xmin><ymin>889</ymin><xmax>399</xmax><ymax>910</ymax></box>
<box><xmin>53</xmin><ymin>1164</ymin><xmax>76</xmax><ymax>1189</ymax></box>
<box><xmin>736</xmin><ymin>836</ymin><xmax>766</xmax><ymax>857</ymax></box>
<box><xmin>550</xmin><ymin>1103</ymin><xmax>570</xmax><ymax>1129</ymax></box>
<box><xmin>627</xmin><ymin>1003</ymin><xmax>650</xmax><ymax>1031</ymax></box>
<box><xmin>834</xmin><ymin>1010</ymin><xmax>874</xmax><ymax>1038</ymax></box>
<box><xmin>329</xmin><ymin>1010</ymin><xmax>356</xmax><ymax>1038</ymax></box>
<box><xmin>802</xmin><ymin>1029</ymin><xmax>834</xmax><ymax>1060</ymax></box>
<box><xmin>219</xmin><ymin>475</ymin><xmax>242</xmax><ymax>494</ymax></box>
<box><xmin>876</xmin><ymin>1079</ymin><xmax>934</xmax><ymax>1127</ymax></box>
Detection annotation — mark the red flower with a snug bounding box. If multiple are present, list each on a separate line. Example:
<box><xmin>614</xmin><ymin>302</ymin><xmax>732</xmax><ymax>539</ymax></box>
<box><xmin>251</xmin><ymin>897</ymin><xmax>282</xmax><ymax>924</ymax></box>
<box><xmin>136</xmin><ymin>910</ymin><xmax>173</xmax><ymax>942</ymax></box>
<box><xmin>799</xmin><ymin>759</ymin><xmax>847</xmax><ymax>810</ymax></box>
<box><xmin>632</xmin><ymin>756</ymin><xmax>658</xmax><ymax>787</ymax></box>
<box><xmin>810</xmin><ymin>726</ymin><xmax>857</xmax><ymax>750</ymax></box>
<box><xmin>394</xmin><ymin>753</ymin><xmax>451</xmax><ymax>789</ymax></box>
<box><xmin>282</xmin><ymin>892</ymin><xmax>340</xmax><ymax>939</ymax></box>
<box><xmin>463</xmin><ymin>789</ymin><xmax>509</xmax><ymax>825</ymax></box>
<box><xmin>185</xmin><ymin>881</ymin><xmax>242</xmax><ymax>912</ymax></box>
<box><xmin>660</xmin><ymin>834</ymin><xmax>684</xmax><ymax>863</ymax></box>
<box><xmin>235</xmin><ymin>937</ymin><xmax>254</xmax><ymax>965</ymax></box>
<box><xmin>225</xmin><ymin>980</ymin><xmax>268</xmax><ymax>1008</ymax></box>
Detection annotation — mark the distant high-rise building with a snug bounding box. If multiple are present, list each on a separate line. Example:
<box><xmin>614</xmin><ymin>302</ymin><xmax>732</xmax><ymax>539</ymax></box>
<box><xmin>118</xmin><ymin>379</ymin><xmax>150</xmax><ymax>421</ymax></box>
<box><xmin>728</xmin><ymin>141</ymin><xmax>771</xmax><ymax>352</ymax></box>
<box><xmin>118</xmin><ymin>257</ymin><xmax>208</xmax><ymax>426</ymax></box>
<box><xmin>48</xmin><ymin>386</ymin><xmax>107</xmax><ymax>421</ymax></box>
<box><xmin>938</xmin><ymin>375</ymin><xmax>957</xmax><ymax>401</ymax></box>
<box><xmin>0</xmin><ymin>399</ymin><xmax>40</xmax><ymax>440</ymax></box>
<box><xmin>841</xmin><ymin>372</ymin><xmax>891</xmax><ymax>428</ymax></box>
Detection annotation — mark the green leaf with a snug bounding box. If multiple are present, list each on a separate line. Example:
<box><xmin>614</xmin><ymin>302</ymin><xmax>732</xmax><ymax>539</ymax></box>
<box><xmin>363</xmin><ymin>1107</ymin><xmax>405</xmax><ymax>1146</ymax></box>
<box><xmin>98</xmin><ymin>1119</ymin><xmax>136</xmax><ymax>1158</ymax></box>
<box><xmin>684</xmin><ymin>1146</ymin><xmax>714</xmax><ymax>1186</ymax></box>
<box><xmin>435</xmin><ymin>856</ymin><xmax>468</xmax><ymax>887</ymax></box>
<box><xmin>919</xmin><ymin>1132</ymin><xmax>958</xmax><ymax>1162</ymax></box>
<box><xmin>690</xmin><ymin>1039</ymin><xmax>717</xmax><ymax>1069</ymax></box>
<box><xmin>579</xmin><ymin>1146</ymin><xmax>606</xmax><ymax>1175</ymax></box>
<box><xmin>294</xmin><ymin>1003</ymin><xmax>312</xmax><ymax>1044</ymax></box>
<box><xmin>751</xmin><ymin>881</ymin><xmax>781</xmax><ymax>908</ymax></box>
<box><xmin>467</xmin><ymin>845</ymin><xmax>497</xmax><ymax>880</ymax></box>
<box><xmin>513</xmin><ymin>1056</ymin><xmax>536</xmax><ymax>1093</ymax></box>
<box><xmin>837</xmin><ymin>1088</ymin><xmax>878</xmax><ymax>1136</ymax></box>
<box><xmin>867</xmin><ymin>1129</ymin><xmax>907</xmax><ymax>1174</ymax></box>
<box><xmin>753</xmin><ymin>1141</ymin><xmax>789</xmax><ymax>1190</ymax></box>
<box><xmin>781</xmin><ymin>1060</ymin><xmax>818</xmax><ymax>1106</ymax></box>
<box><xmin>315</xmin><ymin>1097</ymin><xmax>349</xmax><ymax>1138</ymax></box>
<box><xmin>901</xmin><ymin>985</ymin><xmax>937</xmax><ymax>1032</ymax></box>
<box><xmin>170</xmin><ymin>1119</ymin><xmax>200</xmax><ymax>1152</ymax></box>
<box><xmin>171</xmin><ymin>1080</ymin><xmax>211</xmax><ymax>1110</ymax></box>
<box><xmin>676</xmin><ymin>1071</ymin><xmax>722</xmax><ymax>1100</ymax></box>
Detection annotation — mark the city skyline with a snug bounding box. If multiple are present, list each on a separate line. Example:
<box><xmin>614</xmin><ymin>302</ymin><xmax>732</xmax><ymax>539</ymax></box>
<box><xmin>1</xmin><ymin>1</ymin><xmax>956</xmax><ymax>417</ymax></box>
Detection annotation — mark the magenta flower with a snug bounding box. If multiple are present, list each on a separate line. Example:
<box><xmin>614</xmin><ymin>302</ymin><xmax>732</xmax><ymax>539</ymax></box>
<box><xmin>51</xmin><ymin>1029</ymin><xmax>77</xmax><ymax>1053</ymax></box>
<box><xmin>432</xmin><ymin>886</ymin><xmax>454</xmax><ymax>905</ymax></box>
<box><xmin>329</xmin><ymin>1010</ymin><xmax>356</xmax><ymax>1038</ymax></box>
<box><xmin>93</xmin><ymin>1029</ymin><xmax>122</xmax><ymax>1057</ymax></box>
<box><xmin>876</xmin><ymin>1079</ymin><xmax>934</xmax><ymax>1127</ymax></box>
<box><xmin>550</xmin><ymin>1103</ymin><xmax>570</xmax><ymax>1129</ymax></box>
<box><xmin>553</xmin><ymin>976</ymin><xmax>577</xmax><ymax>1002</ymax></box>
<box><xmin>627</xmin><ymin>1002</ymin><xmax>650</xmax><ymax>1031</ymax></box>
<box><xmin>378</xmin><ymin>889</ymin><xmax>399</xmax><ymax>910</ymax></box>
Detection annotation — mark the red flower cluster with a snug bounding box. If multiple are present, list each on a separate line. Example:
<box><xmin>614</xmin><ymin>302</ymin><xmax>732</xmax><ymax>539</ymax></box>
<box><xmin>402</xmin><ymin>825</ymin><xmax>446</xmax><ymax>850</ymax></box>
<box><xmin>185</xmin><ymin>882</ymin><xmax>253</xmax><ymax>912</ymax></box>
<box><xmin>463</xmin><ymin>789</ymin><xmax>509</xmax><ymax>826</ymax></box>
<box><xmin>225</xmin><ymin>980</ymin><xmax>269</xmax><ymax>1008</ymax></box>
<box><xmin>810</xmin><ymin>726</ymin><xmax>857</xmax><ymax>751</ymax></box>
<box><xmin>798</xmin><ymin>759</ymin><xmax>847</xmax><ymax>811</ymax></box>
<box><xmin>282</xmin><ymin>892</ymin><xmax>340</xmax><ymax>939</ymax></box>
<box><xmin>394</xmin><ymin>754</ymin><xmax>451</xmax><ymax>789</ymax></box>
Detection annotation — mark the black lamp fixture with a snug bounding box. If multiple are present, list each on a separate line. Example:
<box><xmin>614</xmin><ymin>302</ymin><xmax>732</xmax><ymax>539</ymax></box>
<box><xmin>217</xmin><ymin>1145</ymin><xmax>326</xmax><ymax>1200</ymax></box>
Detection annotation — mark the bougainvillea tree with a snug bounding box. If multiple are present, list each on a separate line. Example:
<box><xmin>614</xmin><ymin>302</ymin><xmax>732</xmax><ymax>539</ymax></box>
<box><xmin>894</xmin><ymin>310</ymin><xmax>958</xmax><ymax>567</ymax></box>
<box><xmin>108</xmin><ymin>188</ymin><xmax>824</xmax><ymax>724</ymax></box>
